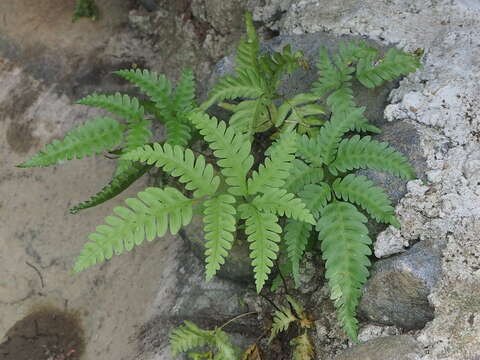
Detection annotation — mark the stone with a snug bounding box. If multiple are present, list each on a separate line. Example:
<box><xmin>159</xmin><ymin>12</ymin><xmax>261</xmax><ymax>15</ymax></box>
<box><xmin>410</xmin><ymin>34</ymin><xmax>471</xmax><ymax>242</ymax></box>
<box><xmin>359</xmin><ymin>240</ymin><xmax>442</xmax><ymax>329</ymax></box>
<box><xmin>333</xmin><ymin>335</ymin><xmax>425</xmax><ymax>360</ymax></box>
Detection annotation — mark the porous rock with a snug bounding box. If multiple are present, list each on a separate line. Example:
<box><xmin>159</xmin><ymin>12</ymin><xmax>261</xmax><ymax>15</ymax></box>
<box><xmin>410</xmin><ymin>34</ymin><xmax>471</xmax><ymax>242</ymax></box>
<box><xmin>332</xmin><ymin>335</ymin><xmax>425</xmax><ymax>360</ymax></box>
<box><xmin>359</xmin><ymin>240</ymin><xmax>442</xmax><ymax>329</ymax></box>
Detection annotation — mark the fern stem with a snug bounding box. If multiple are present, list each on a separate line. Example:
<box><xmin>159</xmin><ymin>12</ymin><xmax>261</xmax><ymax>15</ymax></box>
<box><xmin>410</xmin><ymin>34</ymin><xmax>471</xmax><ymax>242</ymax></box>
<box><xmin>219</xmin><ymin>311</ymin><xmax>258</xmax><ymax>330</ymax></box>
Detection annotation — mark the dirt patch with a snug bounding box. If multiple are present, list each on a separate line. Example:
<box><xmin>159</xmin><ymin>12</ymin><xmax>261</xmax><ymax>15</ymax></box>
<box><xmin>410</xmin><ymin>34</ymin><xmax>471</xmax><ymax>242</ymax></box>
<box><xmin>0</xmin><ymin>306</ymin><xmax>85</xmax><ymax>360</ymax></box>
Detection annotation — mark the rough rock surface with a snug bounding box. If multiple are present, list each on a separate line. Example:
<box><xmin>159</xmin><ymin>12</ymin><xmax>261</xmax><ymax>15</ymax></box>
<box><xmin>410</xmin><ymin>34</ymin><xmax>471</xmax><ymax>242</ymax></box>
<box><xmin>260</xmin><ymin>0</ymin><xmax>480</xmax><ymax>358</ymax></box>
<box><xmin>359</xmin><ymin>240</ymin><xmax>442</xmax><ymax>329</ymax></box>
<box><xmin>332</xmin><ymin>335</ymin><xmax>425</xmax><ymax>360</ymax></box>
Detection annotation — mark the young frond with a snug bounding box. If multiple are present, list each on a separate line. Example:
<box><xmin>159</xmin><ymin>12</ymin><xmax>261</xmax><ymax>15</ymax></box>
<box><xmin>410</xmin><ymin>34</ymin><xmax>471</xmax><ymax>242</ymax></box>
<box><xmin>123</xmin><ymin>143</ymin><xmax>220</xmax><ymax>197</ymax></box>
<box><xmin>356</xmin><ymin>48</ymin><xmax>421</xmax><ymax>88</ymax></box>
<box><xmin>316</xmin><ymin>106</ymin><xmax>367</xmax><ymax>165</ymax></box>
<box><xmin>269</xmin><ymin>306</ymin><xmax>296</xmax><ymax>343</ymax></box>
<box><xmin>332</xmin><ymin>174</ymin><xmax>400</xmax><ymax>227</ymax></box>
<box><xmin>284</xmin><ymin>219</ymin><xmax>312</xmax><ymax>284</ymax></box>
<box><xmin>212</xmin><ymin>329</ymin><xmax>239</xmax><ymax>360</ymax></box>
<box><xmin>291</xmin><ymin>333</ymin><xmax>315</xmax><ymax>360</ymax></box>
<box><xmin>170</xmin><ymin>321</ymin><xmax>214</xmax><ymax>356</ymax></box>
<box><xmin>74</xmin><ymin>187</ymin><xmax>193</xmax><ymax>272</ymax></box>
<box><xmin>248</xmin><ymin>133</ymin><xmax>297</xmax><ymax>194</ymax></box>
<box><xmin>190</xmin><ymin>112</ymin><xmax>253</xmax><ymax>196</ymax></box>
<box><xmin>317</xmin><ymin>202</ymin><xmax>372</xmax><ymax>341</ymax></box>
<box><xmin>70</xmin><ymin>163</ymin><xmax>151</xmax><ymax>214</ymax></box>
<box><xmin>252</xmin><ymin>188</ymin><xmax>315</xmax><ymax>225</ymax></box>
<box><xmin>239</xmin><ymin>204</ymin><xmax>282</xmax><ymax>293</ymax></box>
<box><xmin>229</xmin><ymin>98</ymin><xmax>270</xmax><ymax>136</ymax></box>
<box><xmin>299</xmin><ymin>183</ymin><xmax>332</xmax><ymax>218</ymax></box>
<box><xmin>18</xmin><ymin>117</ymin><xmax>124</xmax><ymax>168</ymax></box>
<box><xmin>329</xmin><ymin>135</ymin><xmax>416</xmax><ymax>180</ymax></box>
<box><xmin>311</xmin><ymin>46</ymin><xmax>345</xmax><ymax>96</ymax></box>
<box><xmin>295</xmin><ymin>135</ymin><xmax>323</xmax><ymax>167</ymax></box>
<box><xmin>259</xmin><ymin>44</ymin><xmax>302</xmax><ymax>88</ymax></box>
<box><xmin>114</xmin><ymin>69</ymin><xmax>172</xmax><ymax>106</ymax></box>
<box><xmin>203</xmin><ymin>195</ymin><xmax>237</xmax><ymax>281</ymax></box>
<box><xmin>173</xmin><ymin>68</ymin><xmax>196</xmax><ymax>114</ymax></box>
<box><xmin>283</xmin><ymin>159</ymin><xmax>324</xmax><ymax>193</ymax></box>
<box><xmin>201</xmin><ymin>69</ymin><xmax>266</xmax><ymax>110</ymax></box>
<box><xmin>235</xmin><ymin>12</ymin><xmax>260</xmax><ymax>72</ymax></box>
<box><xmin>77</xmin><ymin>93</ymin><xmax>144</xmax><ymax>123</ymax></box>
<box><xmin>275</xmin><ymin>93</ymin><xmax>320</xmax><ymax>127</ymax></box>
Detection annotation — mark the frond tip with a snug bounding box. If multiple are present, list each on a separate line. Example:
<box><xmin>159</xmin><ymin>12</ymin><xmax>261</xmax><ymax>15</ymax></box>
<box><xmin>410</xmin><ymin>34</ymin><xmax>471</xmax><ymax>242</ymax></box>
<box><xmin>18</xmin><ymin>117</ymin><xmax>124</xmax><ymax>168</ymax></box>
<box><xmin>317</xmin><ymin>201</ymin><xmax>372</xmax><ymax>341</ymax></box>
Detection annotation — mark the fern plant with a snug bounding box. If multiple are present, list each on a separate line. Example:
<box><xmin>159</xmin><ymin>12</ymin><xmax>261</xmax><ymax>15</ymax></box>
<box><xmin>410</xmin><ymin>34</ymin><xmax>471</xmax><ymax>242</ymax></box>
<box><xmin>73</xmin><ymin>112</ymin><xmax>315</xmax><ymax>293</ymax></box>
<box><xmin>19</xmin><ymin>11</ymin><xmax>421</xmax><ymax>347</ymax></box>
<box><xmin>19</xmin><ymin>68</ymin><xmax>196</xmax><ymax>214</ymax></box>
<box><xmin>276</xmin><ymin>40</ymin><xmax>420</xmax><ymax>340</ymax></box>
<box><xmin>170</xmin><ymin>295</ymin><xmax>314</xmax><ymax>360</ymax></box>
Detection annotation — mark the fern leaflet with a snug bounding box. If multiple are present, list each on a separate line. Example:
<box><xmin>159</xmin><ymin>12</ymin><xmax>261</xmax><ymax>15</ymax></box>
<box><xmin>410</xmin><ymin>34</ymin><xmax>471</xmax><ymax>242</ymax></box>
<box><xmin>229</xmin><ymin>99</ymin><xmax>270</xmax><ymax>136</ymax></box>
<box><xmin>123</xmin><ymin>143</ymin><xmax>220</xmax><ymax>197</ymax></box>
<box><xmin>299</xmin><ymin>183</ymin><xmax>332</xmax><ymax>218</ymax></box>
<box><xmin>291</xmin><ymin>333</ymin><xmax>314</xmax><ymax>360</ymax></box>
<box><xmin>190</xmin><ymin>112</ymin><xmax>253</xmax><ymax>196</ymax></box>
<box><xmin>77</xmin><ymin>93</ymin><xmax>144</xmax><ymax>123</ymax></box>
<box><xmin>248</xmin><ymin>133</ymin><xmax>297</xmax><ymax>194</ymax></box>
<box><xmin>295</xmin><ymin>135</ymin><xmax>323</xmax><ymax>167</ymax></box>
<box><xmin>170</xmin><ymin>321</ymin><xmax>214</xmax><ymax>356</ymax></box>
<box><xmin>235</xmin><ymin>12</ymin><xmax>260</xmax><ymax>73</ymax></box>
<box><xmin>203</xmin><ymin>195</ymin><xmax>237</xmax><ymax>281</ymax></box>
<box><xmin>74</xmin><ymin>187</ymin><xmax>193</xmax><ymax>272</ymax></box>
<box><xmin>269</xmin><ymin>306</ymin><xmax>296</xmax><ymax>343</ymax></box>
<box><xmin>253</xmin><ymin>188</ymin><xmax>315</xmax><ymax>224</ymax></box>
<box><xmin>317</xmin><ymin>202</ymin><xmax>372</xmax><ymax>340</ymax></box>
<box><xmin>332</xmin><ymin>174</ymin><xmax>400</xmax><ymax>227</ymax></box>
<box><xmin>239</xmin><ymin>204</ymin><xmax>281</xmax><ymax>293</ymax></box>
<box><xmin>356</xmin><ymin>48</ymin><xmax>421</xmax><ymax>88</ymax></box>
<box><xmin>70</xmin><ymin>163</ymin><xmax>151</xmax><ymax>214</ymax></box>
<box><xmin>284</xmin><ymin>219</ymin><xmax>312</xmax><ymax>285</ymax></box>
<box><xmin>329</xmin><ymin>135</ymin><xmax>416</xmax><ymax>180</ymax></box>
<box><xmin>283</xmin><ymin>159</ymin><xmax>324</xmax><ymax>193</ymax></box>
<box><xmin>18</xmin><ymin>117</ymin><xmax>124</xmax><ymax>168</ymax></box>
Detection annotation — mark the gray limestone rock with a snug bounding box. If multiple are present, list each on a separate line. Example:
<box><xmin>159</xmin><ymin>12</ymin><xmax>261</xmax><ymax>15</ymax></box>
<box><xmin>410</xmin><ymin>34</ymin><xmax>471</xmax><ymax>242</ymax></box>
<box><xmin>333</xmin><ymin>335</ymin><xmax>425</xmax><ymax>360</ymax></box>
<box><xmin>359</xmin><ymin>240</ymin><xmax>443</xmax><ymax>329</ymax></box>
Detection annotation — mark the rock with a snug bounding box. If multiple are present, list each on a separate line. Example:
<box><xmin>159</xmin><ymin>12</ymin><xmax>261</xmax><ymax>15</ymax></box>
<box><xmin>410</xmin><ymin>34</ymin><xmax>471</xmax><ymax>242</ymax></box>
<box><xmin>359</xmin><ymin>240</ymin><xmax>442</xmax><ymax>329</ymax></box>
<box><xmin>333</xmin><ymin>335</ymin><xmax>425</xmax><ymax>360</ymax></box>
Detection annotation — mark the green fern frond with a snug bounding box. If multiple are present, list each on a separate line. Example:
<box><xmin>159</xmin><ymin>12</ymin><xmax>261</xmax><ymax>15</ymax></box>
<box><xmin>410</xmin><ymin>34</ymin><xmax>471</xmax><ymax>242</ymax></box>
<box><xmin>332</xmin><ymin>174</ymin><xmax>400</xmax><ymax>227</ymax></box>
<box><xmin>316</xmin><ymin>106</ymin><xmax>366</xmax><ymax>165</ymax></box>
<box><xmin>123</xmin><ymin>143</ymin><xmax>220</xmax><ymax>197</ymax></box>
<box><xmin>170</xmin><ymin>321</ymin><xmax>214</xmax><ymax>356</ymax></box>
<box><xmin>70</xmin><ymin>163</ymin><xmax>151</xmax><ymax>214</ymax></box>
<box><xmin>299</xmin><ymin>183</ymin><xmax>332</xmax><ymax>218</ymax></box>
<box><xmin>201</xmin><ymin>69</ymin><xmax>266</xmax><ymax>110</ymax></box>
<box><xmin>74</xmin><ymin>187</ymin><xmax>193</xmax><ymax>272</ymax></box>
<box><xmin>259</xmin><ymin>44</ymin><xmax>302</xmax><ymax>88</ymax></box>
<box><xmin>253</xmin><ymin>188</ymin><xmax>315</xmax><ymax>224</ymax></box>
<box><xmin>115</xmin><ymin>69</ymin><xmax>172</xmax><ymax>106</ymax></box>
<box><xmin>317</xmin><ymin>201</ymin><xmax>372</xmax><ymax>340</ymax></box>
<box><xmin>239</xmin><ymin>204</ymin><xmax>281</xmax><ymax>292</ymax></box>
<box><xmin>291</xmin><ymin>333</ymin><xmax>314</xmax><ymax>360</ymax></box>
<box><xmin>174</xmin><ymin>68</ymin><xmax>196</xmax><ymax>113</ymax></box>
<box><xmin>283</xmin><ymin>159</ymin><xmax>324</xmax><ymax>193</ymax></box>
<box><xmin>312</xmin><ymin>46</ymin><xmax>352</xmax><ymax>97</ymax></box>
<box><xmin>18</xmin><ymin>117</ymin><xmax>124</xmax><ymax>168</ymax></box>
<box><xmin>356</xmin><ymin>47</ymin><xmax>421</xmax><ymax>88</ymax></box>
<box><xmin>203</xmin><ymin>195</ymin><xmax>237</xmax><ymax>281</ymax></box>
<box><xmin>330</xmin><ymin>135</ymin><xmax>416</xmax><ymax>180</ymax></box>
<box><xmin>212</xmin><ymin>329</ymin><xmax>239</xmax><ymax>360</ymax></box>
<box><xmin>235</xmin><ymin>12</ymin><xmax>260</xmax><ymax>72</ymax></box>
<box><xmin>284</xmin><ymin>219</ymin><xmax>312</xmax><ymax>286</ymax></box>
<box><xmin>269</xmin><ymin>306</ymin><xmax>296</xmax><ymax>343</ymax></box>
<box><xmin>275</xmin><ymin>93</ymin><xmax>320</xmax><ymax>127</ymax></box>
<box><xmin>248</xmin><ymin>133</ymin><xmax>297</xmax><ymax>194</ymax></box>
<box><xmin>78</xmin><ymin>93</ymin><xmax>144</xmax><ymax>122</ymax></box>
<box><xmin>229</xmin><ymin>98</ymin><xmax>270</xmax><ymax>136</ymax></box>
<box><xmin>190</xmin><ymin>112</ymin><xmax>253</xmax><ymax>196</ymax></box>
<box><xmin>295</xmin><ymin>135</ymin><xmax>323</xmax><ymax>167</ymax></box>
